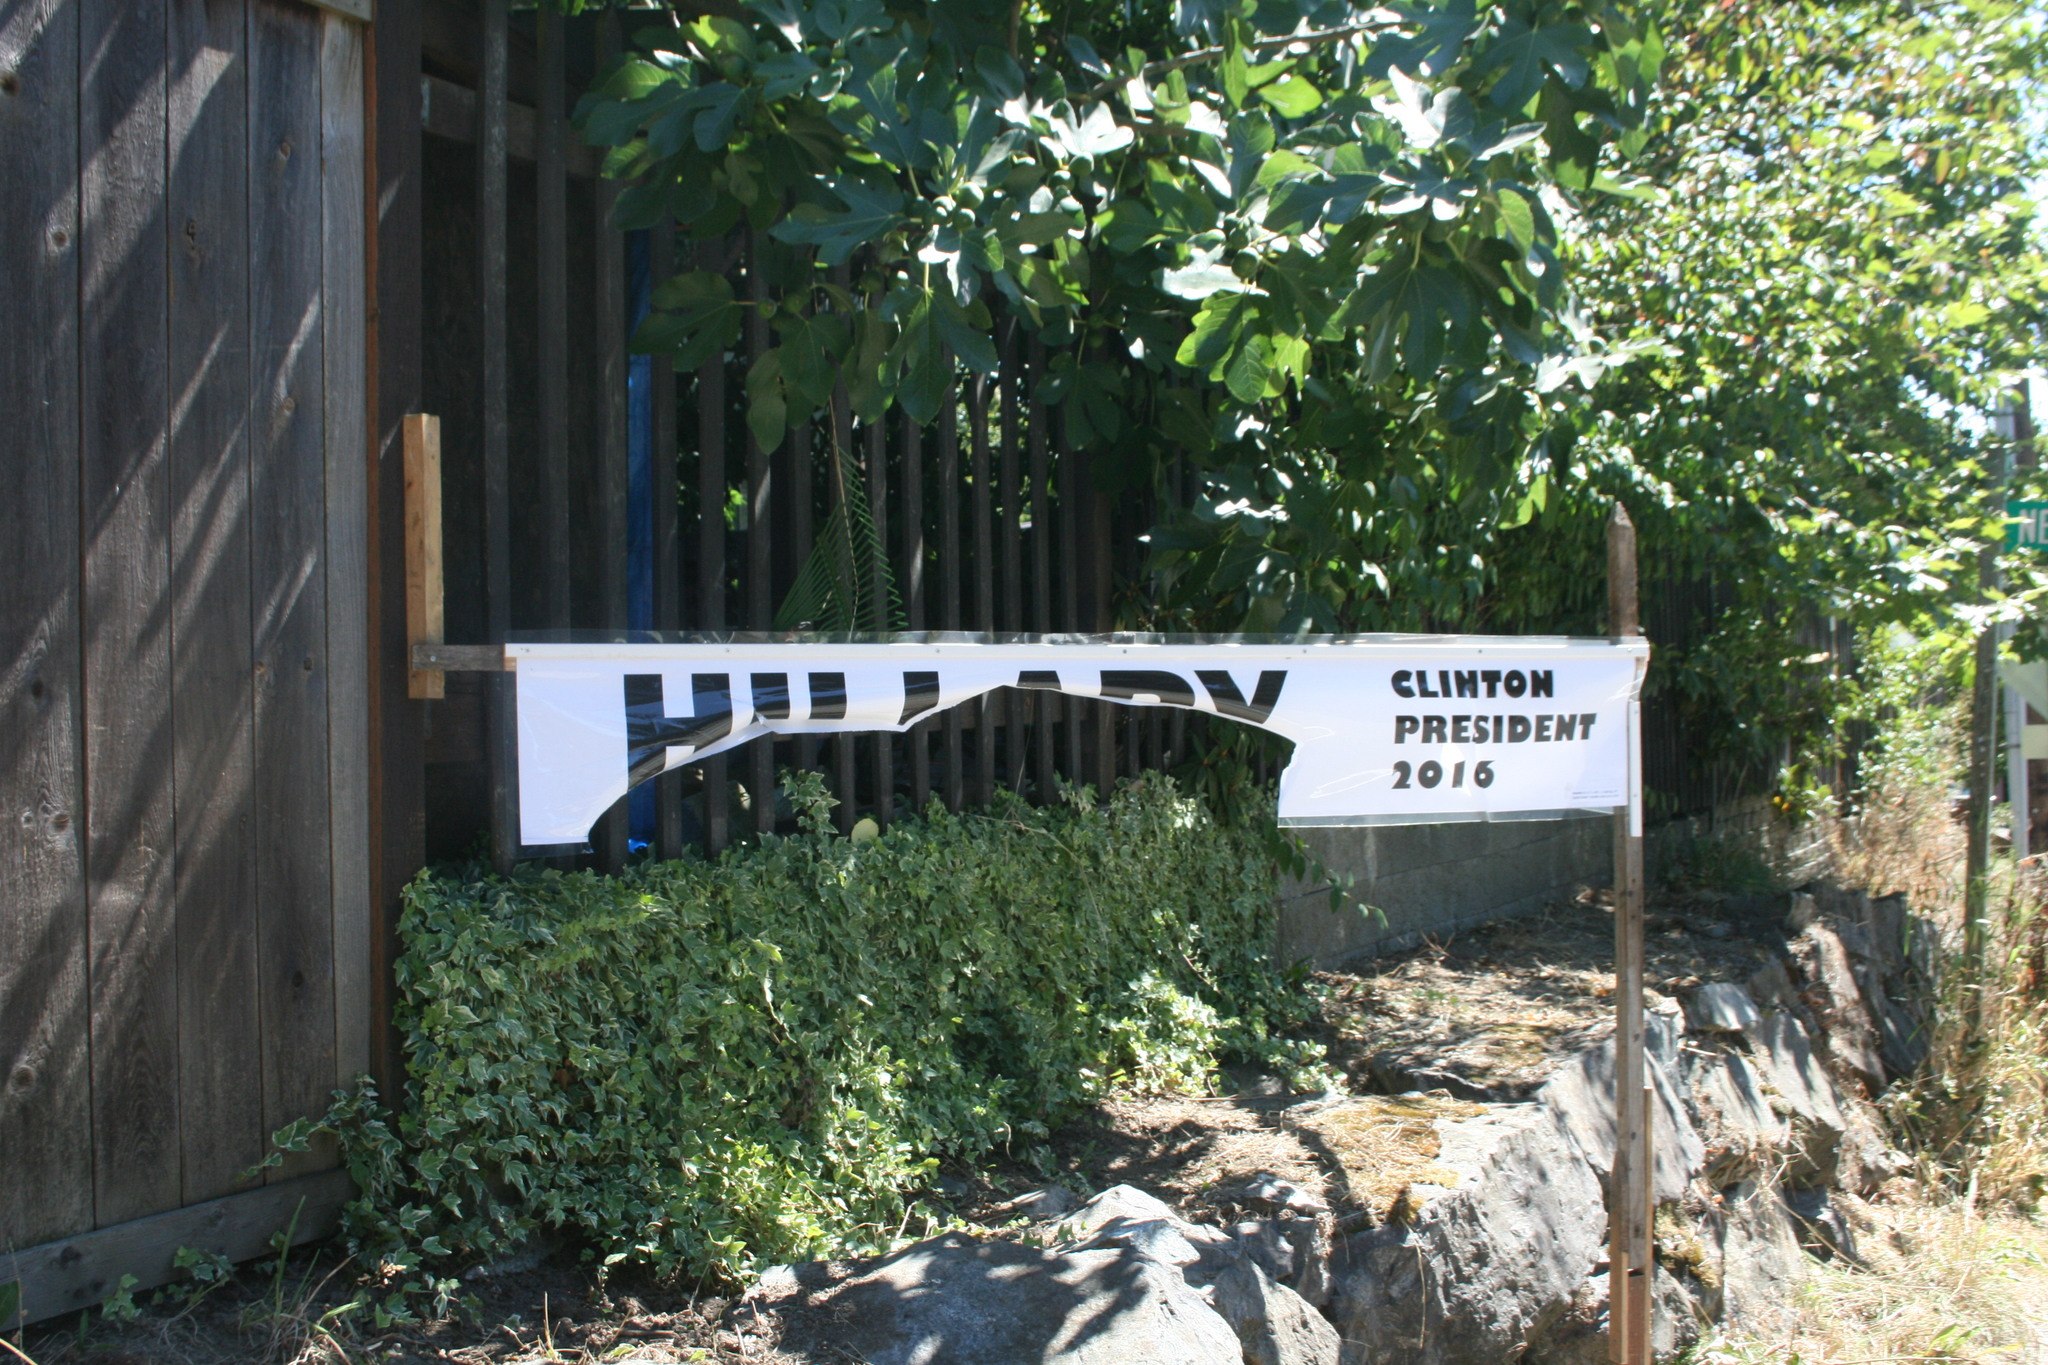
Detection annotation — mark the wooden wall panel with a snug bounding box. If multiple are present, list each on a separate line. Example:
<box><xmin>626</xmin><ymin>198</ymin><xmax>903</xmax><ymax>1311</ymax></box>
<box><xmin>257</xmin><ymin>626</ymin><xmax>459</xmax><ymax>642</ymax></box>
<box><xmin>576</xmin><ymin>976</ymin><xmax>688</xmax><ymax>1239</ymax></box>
<box><xmin>80</xmin><ymin>0</ymin><xmax>182</xmax><ymax>1229</ymax></box>
<box><xmin>248</xmin><ymin>0</ymin><xmax>336</xmax><ymax>1181</ymax></box>
<box><xmin>168</xmin><ymin>0</ymin><xmax>263</xmax><ymax>1206</ymax></box>
<box><xmin>370</xmin><ymin>0</ymin><xmax>427</xmax><ymax>1095</ymax></box>
<box><xmin>320</xmin><ymin>9</ymin><xmax>372</xmax><ymax>1087</ymax></box>
<box><xmin>0</xmin><ymin>0</ymin><xmax>92</xmax><ymax>1253</ymax></box>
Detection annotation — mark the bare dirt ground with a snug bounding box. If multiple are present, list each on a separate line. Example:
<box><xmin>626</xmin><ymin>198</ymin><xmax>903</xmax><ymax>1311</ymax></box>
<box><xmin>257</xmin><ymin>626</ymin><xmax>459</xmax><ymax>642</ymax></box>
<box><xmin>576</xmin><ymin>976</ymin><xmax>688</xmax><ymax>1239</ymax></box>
<box><xmin>6</xmin><ymin>887</ymin><xmax>1821</xmax><ymax>1365</ymax></box>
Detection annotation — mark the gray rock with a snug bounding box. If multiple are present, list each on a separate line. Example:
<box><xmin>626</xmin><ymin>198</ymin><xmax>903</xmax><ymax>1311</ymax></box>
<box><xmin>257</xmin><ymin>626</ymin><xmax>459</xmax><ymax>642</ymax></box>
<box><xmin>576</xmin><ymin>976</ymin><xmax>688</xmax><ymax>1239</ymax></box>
<box><xmin>1523</xmin><ymin>1266</ymin><xmax>1710</xmax><ymax>1365</ymax></box>
<box><xmin>1328</xmin><ymin>1104</ymin><xmax>1606</xmax><ymax>1364</ymax></box>
<box><xmin>740</xmin><ymin>1233</ymin><xmax>1245</xmax><ymax>1364</ymax></box>
<box><xmin>1242</xmin><ymin>1172</ymin><xmax>1329</xmax><ymax>1216</ymax></box>
<box><xmin>994</xmin><ymin>1184</ymin><xmax>1082</xmax><ymax>1221</ymax></box>
<box><xmin>1794</xmin><ymin>924</ymin><xmax>1886</xmax><ymax>1094</ymax></box>
<box><xmin>1680</xmin><ymin>1044</ymin><xmax>1786</xmax><ymax>1184</ymax></box>
<box><xmin>1539</xmin><ymin>1031</ymin><xmax>1707</xmax><ymax>1204</ymax></box>
<box><xmin>1744</xmin><ymin>1009</ymin><xmax>1848</xmax><ymax>1184</ymax></box>
<box><xmin>1685</xmin><ymin>982</ymin><xmax>1762</xmax><ymax>1035</ymax></box>
<box><xmin>1717</xmin><ymin>1179</ymin><xmax>1806</xmax><ymax>1338</ymax></box>
<box><xmin>1233</xmin><ymin>1216</ymin><xmax>1335</xmax><ymax>1309</ymax></box>
<box><xmin>1193</xmin><ymin>1251</ymin><xmax>1343</xmax><ymax>1365</ymax></box>
<box><xmin>1786</xmin><ymin>891</ymin><xmax>1820</xmax><ymax>932</ymax></box>
<box><xmin>1785</xmin><ymin>1186</ymin><xmax>1859</xmax><ymax>1263</ymax></box>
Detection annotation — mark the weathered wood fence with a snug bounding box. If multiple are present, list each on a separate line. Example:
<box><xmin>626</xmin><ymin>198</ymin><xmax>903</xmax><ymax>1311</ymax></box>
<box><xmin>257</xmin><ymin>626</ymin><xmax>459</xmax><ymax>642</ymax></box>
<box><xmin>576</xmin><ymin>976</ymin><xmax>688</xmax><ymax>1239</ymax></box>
<box><xmin>1</xmin><ymin>0</ymin><xmax>370</xmax><ymax>1319</ymax></box>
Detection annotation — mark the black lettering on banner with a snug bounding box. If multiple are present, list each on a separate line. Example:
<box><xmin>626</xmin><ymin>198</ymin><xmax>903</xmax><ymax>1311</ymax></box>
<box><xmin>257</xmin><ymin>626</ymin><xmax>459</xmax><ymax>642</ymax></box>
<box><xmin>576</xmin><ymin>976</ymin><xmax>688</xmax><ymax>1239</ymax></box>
<box><xmin>1554</xmin><ymin>713</ymin><xmax>1577</xmax><ymax>741</ymax></box>
<box><xmin>1422</xmin><ymin>715</ymin><xmax>1447</xmax><ymax>744</ymax></box>
<box><xmin>1508</xmin><ymin>715</ymin><xmax>1532</xmax><ymax>742</ymax></box>
<box><xmin>1504</xmin><ymin>670</ymin><xmax>1527</xmax><ymax>698</ymax></box>
<box><xmin>1100</xmin><ymin>670</ymin><xmax>1196</xmax><ymax>708</ymax></box>
<box><xmin>1454</xmin><ymin>670</ymin><xmax>1478</xmax><ymax>698</ymax></box>
<box><xmin>1531</xmin><ymin>670</ymin><xmax>1554</xmax><ymax>699</ymax></box>
<box><xmin>1438</xmin><ymin>669</ymin><xmax>1452</xmax><ymax>697</ymax></box>
<box><xmin>1578</xmin><ymin>712</ymin><xmax>1597</xmax><ymax>740</ymax></box>
<box><xmin>809</xmin><ymin>672</ymin><xmax>848</xmax><ymax>719</ymax></box>
<box><xmin>1017</xmin><ymin>669</ymin><xmax>1061</xmax><ymax>690</ymax></box>
<box><xmin>1481</xmin><ymin>669</ymin><xmax>1502</xmax><ymax>697</ymax></box>
<box><xmin>899</xmin><ymin>671</ymin><xmax>941</xmax><ymax>724</ymax></box>
<box><xmin>1394</xmin><ymin>715</ymin><xmax>1419</xmax><ymax>743</ymax></box>
<box><xmin>1452</xmin><ymin>715</ymin><xmax>1471</xmax><ymax>743</ymax></box>
<box><xmin>626</xmin><ymin>673</ymin><xmax>733</xmax><ymax>786</ymax></box>
<box><xmin>751</xmin><ymin>673</ymin><xmax>791</xmax><ymax>720</ymax></box>
<box><xmin>1535</xmin><ymin>715</ymin><xmax>1553</xmax><ymax>743</ymax></box>
<box><xmin>1471</xmin><ymin>716</ymin><xmax>1490</xmax><ymax>743</ymax></box>
<box><xmin>1392</xmin><ymin>669</ymin><xmax>1415</xmax><ymax>698</ymax></box>
<box><xmin>1197</xmin><ymin>670</ymin><xmax>1287</xmax><ymax>724</ymax></box>
<box><xmin>1415</xmin><ymin>671</ymin><xmax>1438</xmax><ymax>699</ymax></box>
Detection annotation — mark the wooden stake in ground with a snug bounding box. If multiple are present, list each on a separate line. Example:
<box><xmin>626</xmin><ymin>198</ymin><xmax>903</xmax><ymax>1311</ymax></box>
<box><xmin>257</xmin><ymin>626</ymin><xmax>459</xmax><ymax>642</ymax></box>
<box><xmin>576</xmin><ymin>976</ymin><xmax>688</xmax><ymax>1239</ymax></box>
<box><xmin>1606</xmin><ymin>503</ymin><xmax>1652</xmax><ymax>1364</ymax></box>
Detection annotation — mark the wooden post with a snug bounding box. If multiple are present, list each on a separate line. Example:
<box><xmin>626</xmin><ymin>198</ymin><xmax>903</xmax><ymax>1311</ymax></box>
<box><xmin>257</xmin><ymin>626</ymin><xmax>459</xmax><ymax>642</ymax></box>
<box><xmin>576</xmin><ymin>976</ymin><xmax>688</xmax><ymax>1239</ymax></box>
<box><xmin>402</xmin><ymin>415</ymin><xmax>444</xmax><ymax>700</ymax></box>
<box><xmin>1607</xmin><ymin>503</ymin><xmax>1652</xmax><ymax>1364</ymax></box>
<box><xmin>477</xmin><ymin>0</ymin><xmax>515</xmax><ymax>874</ymax></box>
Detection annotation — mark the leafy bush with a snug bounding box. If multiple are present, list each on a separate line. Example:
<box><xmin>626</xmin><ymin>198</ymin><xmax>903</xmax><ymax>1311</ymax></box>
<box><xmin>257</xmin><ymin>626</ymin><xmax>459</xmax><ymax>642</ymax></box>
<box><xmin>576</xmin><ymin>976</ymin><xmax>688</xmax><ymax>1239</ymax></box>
<box><xmin>319</xmin><ymin>774</ymin><xmax>1316</xmax><ymax>1290</ymax></box>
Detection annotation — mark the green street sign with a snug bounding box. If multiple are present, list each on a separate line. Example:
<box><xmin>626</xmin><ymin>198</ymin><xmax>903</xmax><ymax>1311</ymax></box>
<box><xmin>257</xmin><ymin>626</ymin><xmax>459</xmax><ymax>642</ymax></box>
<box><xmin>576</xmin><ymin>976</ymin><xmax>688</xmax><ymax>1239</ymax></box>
<box><xmin>2009</xmin><ymin>500</ymin><xmax>2048</xmax><ymax>553</ymax></box>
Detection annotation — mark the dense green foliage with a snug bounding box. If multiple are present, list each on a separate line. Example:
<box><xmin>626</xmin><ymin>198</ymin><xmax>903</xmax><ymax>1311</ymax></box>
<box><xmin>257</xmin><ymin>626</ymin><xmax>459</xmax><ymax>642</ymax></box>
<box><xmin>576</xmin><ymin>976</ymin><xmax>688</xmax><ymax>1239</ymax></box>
<box><xmin>577</xmin><ymin>0</ymin><xmax>1659</xmax><ymax>634</ymax></box>
<box><xmin>1491</xmin><ymin>0</ymin><xmax>2048</xmax><ymax>801</ymax></box>
<box><xmin>296</xmin><ymin>777</ymin><xmax>1316</xmax><ymax>1296</ymax></box>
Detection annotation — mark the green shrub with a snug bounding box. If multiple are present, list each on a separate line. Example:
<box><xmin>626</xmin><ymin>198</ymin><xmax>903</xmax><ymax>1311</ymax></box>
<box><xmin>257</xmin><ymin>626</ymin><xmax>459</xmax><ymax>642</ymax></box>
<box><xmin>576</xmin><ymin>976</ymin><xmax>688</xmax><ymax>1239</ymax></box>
<box><xmin>321</xmin><ymin>773</ymin><xmax>1316</xmax><ymax>1290</ymax></box>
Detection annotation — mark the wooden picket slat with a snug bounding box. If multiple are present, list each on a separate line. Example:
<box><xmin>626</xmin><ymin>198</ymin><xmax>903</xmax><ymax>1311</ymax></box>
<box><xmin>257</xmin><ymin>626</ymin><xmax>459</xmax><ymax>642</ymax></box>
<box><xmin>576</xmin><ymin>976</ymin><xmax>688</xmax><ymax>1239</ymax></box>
<box><xmin>166</xmin><ymin>0</ymin><xmax>263</xmax><ymax>1207</ymax></box>
<box><xmin>866</xmin><ymin>417</ymin><xmax>892</xmax><ymax>826</ymax></box>
<box><xmin>1056</xmin><ymin>399</ymin><xmax>1083</xmax><ymax>782</ymax></box>
<box><xmin>0</xmin><ymin>0</ymin><xmax>91</xmax><ymax>1253</ymax></box>
<box><xmin>535</xmin><ymin>1</ymin><xmax>571</xmax><ymax>629</ymax></box>
<box><xmin>903</xmin><ymin>413</ymin><xmax>929</xmax><ymax>812</ymax></box>
<box><xmin>249</xmin><ymin>0</ymin><xmax>339</xmax><ymax>1183</ymax></box>
<box><xmin>829</xmin><ymin>352</ymin><xmax>857</xmax><ymax>833</ymax></box>
<box><xmin>970</xmin><ymin>370</ymin><xmax>997</xmax><ymax>808</ymax></box>
<box><xmin>997</xmin><ymin>324</ymin><xmax>1028</xmax><ymax>794</ymax></box>
<box><xmin>475</xmin><ymin>0</ymin><xmax>516</xmax><ymax>873</ymax></box>
<box><xmin>651</xmin><ymin>219</ymin><xmax>685</xmax><ymax>861</ymax></box>
<box><xmin>1026</xmin><ymin>340</ymin><xmax>1056</xmax><ymax>797</ymax></box>
<box><xmin>745</xmin><ymin>229</ymin><xmax>775</xmax><ymax>835</ymax></box>
<box><xmin>593</xmin><ymin>6</ymin><xmax>629</xmax><ymax>869</ymax></box>
<box><xmin>320</xmin><ymin>8</ymin><xmax>371</xmax><ymax>1091</ymax></box>
<box><xmin>79</xmin><ymin>0</ymin><xmax>181</xmax><ymax>1226</ymax></box>
<box><xmin>938</xmin><ymin>379</ymin><xmax>964</xmax><ymax>811</ymax></box>
<box><xmin>694</xmin><ymin>238</ymin><xmax>731</xmax><ymax>853</ymax></box>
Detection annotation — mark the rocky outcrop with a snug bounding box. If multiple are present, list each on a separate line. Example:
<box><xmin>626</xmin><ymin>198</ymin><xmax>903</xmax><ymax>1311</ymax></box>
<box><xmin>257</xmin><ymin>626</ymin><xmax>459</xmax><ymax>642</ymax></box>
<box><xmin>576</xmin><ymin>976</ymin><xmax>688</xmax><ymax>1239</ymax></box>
<box><xmin>732</xmin><ymin>883</ymin><xmax>1935</xmax><ymax>1364</ymax></box>
<box><xmin>736</xmin><ymin>1185</ymin><xmax>1340</xmax><ymax>1365</ymax></box>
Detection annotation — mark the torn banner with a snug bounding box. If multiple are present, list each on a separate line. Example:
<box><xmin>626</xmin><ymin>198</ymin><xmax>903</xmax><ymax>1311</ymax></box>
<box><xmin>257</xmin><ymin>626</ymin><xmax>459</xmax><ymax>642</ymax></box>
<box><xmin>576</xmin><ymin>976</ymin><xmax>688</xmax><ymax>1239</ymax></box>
<box><xmin>510</xmin><ymin>634</ymin><xmax>1650</xmax><ymax>847</ymax></box>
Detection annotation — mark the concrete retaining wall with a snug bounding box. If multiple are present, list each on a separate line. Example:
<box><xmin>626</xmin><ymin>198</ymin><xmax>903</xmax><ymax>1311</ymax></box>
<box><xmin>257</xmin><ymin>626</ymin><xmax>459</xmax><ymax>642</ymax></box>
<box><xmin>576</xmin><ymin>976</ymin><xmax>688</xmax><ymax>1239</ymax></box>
<box><xmin>1279</xmin><ymin>799</ymin><xmax>1828</xmax><ymax>968</ymax></box>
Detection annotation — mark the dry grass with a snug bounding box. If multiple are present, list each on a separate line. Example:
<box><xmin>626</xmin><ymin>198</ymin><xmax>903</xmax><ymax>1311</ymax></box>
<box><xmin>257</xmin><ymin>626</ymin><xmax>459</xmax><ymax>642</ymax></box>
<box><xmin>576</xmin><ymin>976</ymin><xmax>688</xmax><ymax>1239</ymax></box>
<box><xmin>1687</xmin><ymin>1197</ymin><xmax>2048</xmax><ymax>1364</ymax></box>
<box><xmin>1282</xmin><ymin>1093</ymin><xmax>1489</xmax><ymax>1221</ymax></box>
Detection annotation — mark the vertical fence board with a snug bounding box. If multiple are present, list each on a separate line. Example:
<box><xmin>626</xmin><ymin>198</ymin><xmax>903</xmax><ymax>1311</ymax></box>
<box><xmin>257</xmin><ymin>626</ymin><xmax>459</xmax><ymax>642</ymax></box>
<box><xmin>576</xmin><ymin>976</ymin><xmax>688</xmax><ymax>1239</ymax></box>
<box><xmin>475</xmin><ymin>0</ymin><xmax>516</xmax><ymax>872</ymax></box>
<box><xmin>593</xmin><ymin>7</ymin><xmax>629</xmax><ymax>868</ymax></box>
<box><xmin>939</xmin><ymin>380</ymin><xmax>963</xmax><ymax>811</ymax></box>
<box><xmin>997</xmin><ymin>326</ymin><xmax>1027</xmax><ymax>793</ymax></box>
<box><xmin>0</xmin><ymin>0</ymin><xmax>91</xmax><ymax>1253</ymax></box>
<box><xmin>535</xmin><ymin>2</ymin><xmax>570</xmax><ymax>628</ymax></box>
<box><xmin>694</xmin><ymin>238</ymin><xmax>730</xmax><ymax>853</ymax></box>
<box><xmin>79</xmin><ymin>0</ymin><xmax>180</xmax><ymax>1227</ymax></box>
<box><xmin>319</xmin><ymin>10</ymin><xmax>370</xmax><ymax>1089</ymax></box>
<box><xmin>745</xmin><ymin>230</ymin><xmax>775</xmax><ymax>834</ymax></box>
<box><xmin>1026</xmin><ymin>342</ymin><xmax>1055</xmax><ymax>797</ymax></box>
<box><xmin>369</xmin><ymin>0</ymin><xmax>425</xmax><ymax>1094</ymax></box>
<box><xmin>830</xmin><ymin>380</ymin><xmax>857</xmax><ymax>832</ymax></box>
<box><xmin>167</xmin><ymin>0</ymin><xmax>261</xmax><ymax>1207</ymax></box>
<box><xmin>970</xmin><ymin>371</ymin><xmax>997</xmax><ymax>808</ymax></box>
<box><xmin>651</xmin><ymin>219</ymin><xmax>684</xmax><ymax>860</ymax></box>
<box><xmin>866</xmin><ymin>417</ymin><xmax>892</xmax><ymax>825</ymax></box>
<box><xmin>903</xmin><ymin>416</ymin><xmax>928</xmax><ymax>812</ymax></box>
<box><xmin>1056</xmin><ymin>404</ymin><xmax>1082</xmax><ymax>783</ymax></box>
<box><xmin>1089</xmin><ymin>449</ymin><xmax>1116</xmax><ymax>800</ymax></box>
<box><xmin>249</xmin><ymin>0</ymin><xmax>337</xmax><ymax>1182</ymax></box>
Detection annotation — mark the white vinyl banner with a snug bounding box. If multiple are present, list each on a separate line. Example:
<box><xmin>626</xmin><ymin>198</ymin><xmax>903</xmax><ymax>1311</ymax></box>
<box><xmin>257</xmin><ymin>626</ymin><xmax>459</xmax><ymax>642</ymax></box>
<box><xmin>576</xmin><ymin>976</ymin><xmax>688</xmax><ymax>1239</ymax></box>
<box><xmin>510</xmin><ymin>635</ymin><xmax>1649</xmax><ymax>846</ymax></box>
